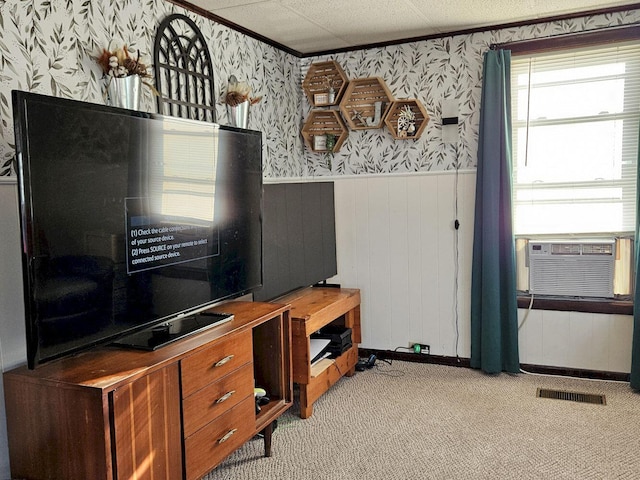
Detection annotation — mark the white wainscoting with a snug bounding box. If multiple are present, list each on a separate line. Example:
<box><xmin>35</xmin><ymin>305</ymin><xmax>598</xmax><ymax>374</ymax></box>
<box><xmin>0</xmin><ymin>179</ymin><xmax>26</xmax><ymax>368</ymax></box>
<box><xmin>0</xmin><ymin>178</ymin><xmax>27</xmax><ymax>478</ymax></box>
<box><xmin>328</xmin><ymin>172</ymin><xmax>633</xmax><ymax>374</ymax></box>
<box><xmin>517</xmin><ymin>309</ymin><xmax>633</xmax><ymax>373</ymax></box>
<box><xmin>330</xmin><ymin>172</ymin><xmax>475</xmax><ymax>358</ymax></box>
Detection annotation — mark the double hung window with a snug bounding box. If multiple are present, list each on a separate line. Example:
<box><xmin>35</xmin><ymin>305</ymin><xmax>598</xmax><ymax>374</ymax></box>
<box><xmin>511</xmin><ymin>40</ymin><xmax>640</xmax><ymax>299</ymax></box>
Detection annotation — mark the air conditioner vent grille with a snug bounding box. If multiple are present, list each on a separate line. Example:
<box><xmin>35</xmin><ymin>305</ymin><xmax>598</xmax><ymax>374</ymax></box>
<box><xmin>528</xmin><ymin>241</ymin><xmax>615</xmax><ymax>297</ymax></box>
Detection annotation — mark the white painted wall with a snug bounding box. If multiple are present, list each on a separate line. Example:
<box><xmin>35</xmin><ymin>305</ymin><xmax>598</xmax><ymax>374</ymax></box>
<box><xmin>518</xmin><ymin>309</ymin><xmax>633</xmax><ymax>373</ymax></box>
<box><xmin>329</xmin><ymin>173</ymin><xmax>634</xmax><ymax>373</ymax></box>
<box><xmin>330</xmin><ymin>172</ymin><xmax>474</xmax><ymax>356</ymax></box>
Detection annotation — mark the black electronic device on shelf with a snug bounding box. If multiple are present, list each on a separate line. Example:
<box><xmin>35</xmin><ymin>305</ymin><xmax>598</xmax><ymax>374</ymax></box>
<box><xmin>311</xmin><ymin>325</ymin><xmax>352</xmax><ymax>357</ymax></box>
<box><xmin>12</xmin><ymin>90</ymin><xmax>263</xmax><ymax>368</ymax></box>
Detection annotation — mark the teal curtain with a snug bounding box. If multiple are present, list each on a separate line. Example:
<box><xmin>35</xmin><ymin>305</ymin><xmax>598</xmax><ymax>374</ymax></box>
<box><xmin>470</xmin><ymin>49</ymin><xmax>519</xmax><ymax>374</ymax></box>
<box><xmin>631</xmin><ymin>132</ymin><xmax>640</xmax><ymax>390</ymax></box>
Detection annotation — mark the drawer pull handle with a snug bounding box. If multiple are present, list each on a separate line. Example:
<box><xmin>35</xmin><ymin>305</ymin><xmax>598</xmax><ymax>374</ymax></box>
<box><xmin>214</xmin><ymin>355</ymin><xmax>234</xmax><ymax>367</ymax></box>
<box><xmin>215</xmin><ymin>390</ymin><xmax>236</xmax><ymax>404</ymax></box>
<box><xmin>218</xmin><ymin>428</ymin><xmax>237</xmax><ymax>444</ymax></box>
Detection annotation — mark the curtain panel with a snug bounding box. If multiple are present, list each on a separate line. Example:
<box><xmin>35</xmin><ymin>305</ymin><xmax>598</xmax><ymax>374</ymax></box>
<box><xmin>470</xmin><ymin>49</ymin><xmax>520</xmax><ymax>374</ymax></box>
<box><xmin>631</xmin><ymin>135</ymin><xmax>640</xmax><ymax>390</ymax></box>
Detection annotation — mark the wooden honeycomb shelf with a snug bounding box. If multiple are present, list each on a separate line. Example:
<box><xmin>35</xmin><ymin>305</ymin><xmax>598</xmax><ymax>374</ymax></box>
<box><xmin>302</xmin><ymin>60</ymin><xmax>349</xmax><ymax>107</ymax></box>
<box><xmin>301</xmin><ymin>110</ymin><xmax>348</xmax><ymax>153</ymax></box>
<box><xmin>384</xmin><ymin>99</ymin><xmax>430</xmax><ymax>140</ymax></box>
<box><xmin>339</xmin><ymin>77</ymin><xmax>393</xmax><ymax>130</ymax></box>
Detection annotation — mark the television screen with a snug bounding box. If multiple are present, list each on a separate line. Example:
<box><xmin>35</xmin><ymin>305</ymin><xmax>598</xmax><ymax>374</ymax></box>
<box><xmin>12</xmin><ymin>91</ymin><xmax>263</xmax><ymax>368</ymax></box>
<box><xmin>253</xmin><ymin>182</ymin><xmax>337</xmax><ymax>302</ymax></box>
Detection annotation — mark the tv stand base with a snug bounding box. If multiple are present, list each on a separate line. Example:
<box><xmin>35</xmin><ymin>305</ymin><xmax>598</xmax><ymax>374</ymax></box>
<box><xmin>277</xmin><ymin>286</ymin><xmax>361</xmax><ymax>419</ymax></box>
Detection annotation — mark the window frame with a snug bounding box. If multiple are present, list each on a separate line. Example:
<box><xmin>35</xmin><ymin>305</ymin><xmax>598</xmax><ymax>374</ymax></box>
<box><xmin>504</xmin><ymin>25</ymin><xmax>640</xmax><ymax>315</ymax></box>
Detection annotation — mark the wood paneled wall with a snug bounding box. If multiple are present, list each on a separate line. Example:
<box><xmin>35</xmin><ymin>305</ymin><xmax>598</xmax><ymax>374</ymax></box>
<box><xmin>328</xmin><ymin>173</ymin><xmax>633</xmax><ymax>374</ymax></box>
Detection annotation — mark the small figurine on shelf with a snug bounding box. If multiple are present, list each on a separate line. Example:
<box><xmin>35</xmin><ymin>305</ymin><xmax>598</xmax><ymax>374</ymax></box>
<box><xmin>397</xmin><ymin>105</ymin><xmax>416</xmax><ymax>137</ymax></box>
<box><xmin>366</xmin><ymin>101</ymin><xmax>384</xmax><ymax>127</ymax></box>
<box><xmin>351</xmin><ymin>110</ymin><xmax>368</xmax><ymax>127</ymax></box>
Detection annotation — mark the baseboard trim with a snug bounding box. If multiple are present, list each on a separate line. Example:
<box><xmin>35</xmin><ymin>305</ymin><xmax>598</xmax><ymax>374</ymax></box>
<box><xmin>358</xmin><ymin>348</ymin><xmax>471</xmax><ymax>368</ymax></box>
<box><xmin>358</xmin><ymin>348</ymin><xmax>630</xmax><ymax>382</ymax></box>
<box><xmin>519</xmin><ymin>363</ymin><xmax>630</xmax><ymax>382</ymax></box>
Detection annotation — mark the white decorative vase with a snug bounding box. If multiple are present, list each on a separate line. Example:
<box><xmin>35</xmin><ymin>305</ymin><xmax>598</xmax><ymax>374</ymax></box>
<box><xmin>227</xmin><ymin>100</ymin><xmax>250</xmax><ymax>129</ymax></box>
<box><xmin>107</xmin><ymin>75</ymin><xmax>141</xmax><ymax>110</ymax></box>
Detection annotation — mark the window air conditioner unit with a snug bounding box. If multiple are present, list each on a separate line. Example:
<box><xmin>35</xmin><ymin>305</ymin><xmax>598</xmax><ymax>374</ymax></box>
<box><xmin>528</xmin><ymin>240</ymin><xmax>615</xmax><ymax>298</ymax></box>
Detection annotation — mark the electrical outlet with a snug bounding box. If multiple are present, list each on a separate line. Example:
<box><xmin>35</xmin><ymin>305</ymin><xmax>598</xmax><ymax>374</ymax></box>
<box><xmin>409</xmin><ymin>342</ymin><xmax>430</xmax><ymax>354</ymax></box>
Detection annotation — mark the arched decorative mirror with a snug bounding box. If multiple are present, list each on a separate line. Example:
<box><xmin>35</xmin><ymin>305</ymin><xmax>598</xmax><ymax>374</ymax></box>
<box><xmin>154</xmin><ymin>14</ymin><xmax>216</xmax><ymax>122</ymax></box>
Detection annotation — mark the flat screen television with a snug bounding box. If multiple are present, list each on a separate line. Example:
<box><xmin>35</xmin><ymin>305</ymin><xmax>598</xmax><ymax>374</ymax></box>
<box><xmin>12</xmin><ymin>90</ymin><xmax>263</xmax><ymax>369</ymax></box>
<box><xmin>253</xmin><ymin>182</ymin><xmax>337</xmax><ymax>302</ymax></box>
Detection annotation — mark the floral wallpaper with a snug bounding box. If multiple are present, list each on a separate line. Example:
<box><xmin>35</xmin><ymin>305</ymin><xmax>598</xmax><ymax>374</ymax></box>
<box><xmin>0</xmin><ymin>2</ymin><xmax>639</xmax><ymax>178</ymax></box>
<box><xmin>0</xmin><ymin>0</ymin><xmax>303</xmax><ymax>178</ymax></box>
<box><xmin>302</xmin><ymin>9</ymin><xmax>640</xmax><ymax>175</ymax></box>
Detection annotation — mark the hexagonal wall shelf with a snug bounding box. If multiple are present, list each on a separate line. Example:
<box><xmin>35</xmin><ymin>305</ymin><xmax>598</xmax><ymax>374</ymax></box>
<box><xmin>384</xmin><ymin>99</ymin><xmax>430</xmax><ymax>140</ymax></box>
<box><xmin>301</xmin><ymin>110</ymin><xmax>348</xmax><ymax>153</ymax></box>
<box><xmin>339</xmin><ymin>77</ymin><xmax>393</xmax><ymax>130</ymax></box>
<box><xmin>302</xmin><ymin>60</ymin><xmax>349</xmax><ymax>107</ymax></box>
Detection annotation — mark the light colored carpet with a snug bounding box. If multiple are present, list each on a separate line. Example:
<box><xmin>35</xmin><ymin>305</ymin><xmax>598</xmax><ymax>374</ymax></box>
<box><xmin>203</xmin><ymin>361</ymin><xmax>640</xmax><ymax>480</ymax></box>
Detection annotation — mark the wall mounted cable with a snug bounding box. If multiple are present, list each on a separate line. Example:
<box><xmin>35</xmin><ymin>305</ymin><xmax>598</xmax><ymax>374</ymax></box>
<box><xmin>453</xmin><ymin>159</ymin><xmax>460</xmax><ymax>360</ymax></box>
<box><xmin>443</xmin><ymin>98</ymin><xmax>461</xmax><ymax>360</ymax></box>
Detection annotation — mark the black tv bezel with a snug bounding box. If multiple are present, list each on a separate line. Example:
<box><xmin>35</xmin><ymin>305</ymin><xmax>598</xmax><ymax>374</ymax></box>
<box><xmin>12</xmin><ymin>90</ymin><xmax>264</xmax><ymax>369</ymax></box>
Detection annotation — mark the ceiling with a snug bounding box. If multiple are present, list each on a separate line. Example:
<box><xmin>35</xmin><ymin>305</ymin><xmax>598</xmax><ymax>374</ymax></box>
<box><xmin>181</xmin><ymin>0</ymin><xmax>640</xmax><ymax>55</ymax></box>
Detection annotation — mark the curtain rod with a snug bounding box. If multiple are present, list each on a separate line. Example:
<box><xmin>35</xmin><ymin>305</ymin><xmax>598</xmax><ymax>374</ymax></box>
<box><xmin>490</xmin><ymin>23</ymin><xmax>640</xmax><ymax>52</ymax></box>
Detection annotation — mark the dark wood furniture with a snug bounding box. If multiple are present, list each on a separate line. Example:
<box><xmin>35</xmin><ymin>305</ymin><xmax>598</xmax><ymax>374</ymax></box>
<box><xmin>277</xmin><ymin>287</ymin><xmax>361</xmax><ymax>418</ymax></box>
<box><xmin>3</xmin><ymin>301</ymin><xmax>292</xmax><ymax>480</ymax></box>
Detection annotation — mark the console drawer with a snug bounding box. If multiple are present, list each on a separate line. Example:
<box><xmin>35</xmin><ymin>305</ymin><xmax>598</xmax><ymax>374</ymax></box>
<box><xmin>182</xmin><ymin>362</ymin><xmax>254</xmax><ymax>437</ymax></box>
<box><xmin>181</xmin><ymin>329</ymin><xmax>252</xmax><ymax>397</ymax></box>
<box><xmin>184</xmin><ymin>394</ymin><xmax>254</xmax><ymax>480</ymax></box>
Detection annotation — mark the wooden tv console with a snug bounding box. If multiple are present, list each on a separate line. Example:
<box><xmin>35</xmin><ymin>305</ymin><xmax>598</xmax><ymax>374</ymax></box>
<box><xmin>3</xmin><ymin>301</ymin><xmax>292</xmax><ymax>480</ymax></box>
<box><xmin>277</xmin><ymin>286</ymin><xmax>361</xmax><ymax>419</ymax></box>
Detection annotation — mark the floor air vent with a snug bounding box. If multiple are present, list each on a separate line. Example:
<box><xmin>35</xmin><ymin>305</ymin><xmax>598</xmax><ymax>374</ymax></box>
<box><xmin>536</xmin><ymin>388</ymin><xmax>606</xmax><ymax>405</ymax></box>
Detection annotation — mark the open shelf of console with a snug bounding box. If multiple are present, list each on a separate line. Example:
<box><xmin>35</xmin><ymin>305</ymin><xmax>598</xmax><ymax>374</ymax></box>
<box><xmin>275</xmin><ymin>286</ymin><xmax>361</xmax><ymax>419</ymax></box>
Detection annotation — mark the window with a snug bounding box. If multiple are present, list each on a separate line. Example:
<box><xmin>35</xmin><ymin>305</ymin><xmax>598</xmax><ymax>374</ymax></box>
<box><xmin>149</xmin><ymin>117</ymin><xmax>219</xmax><ymax>224</ymax></box>
<box><xmin>511</xmin><ymin>40</ymin><xmax>640</xmax><ymax>299</ymax></box>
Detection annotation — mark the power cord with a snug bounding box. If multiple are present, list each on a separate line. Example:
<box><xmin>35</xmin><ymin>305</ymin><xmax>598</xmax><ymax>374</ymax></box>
<box><xmin>518</xmin><ymin>293</ymin><xmax>534</xmax><ymax>331</ymax></box>
<box><xmin>361</xmin><ymin>350</ymin><xmax>405</xmax><ymax>377</ymax></box>
<box><xmin>394</xmin><ymin>346</ymin><xmax>414</xmax><ymax>354</ymax></box>
<box><xmin>453</xmin><ymin>155</ymin><xmax>461</xmax><ymax>361</ymax></box>
<box><xmin>358</xmin><ymin>347</ymin><xmax>411</xmax><ymax>369</ymax></box>
<box><xmin>372</xmin><ymin>361</ymin><xmax>405</xmax><ymax>377</ymax></box>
